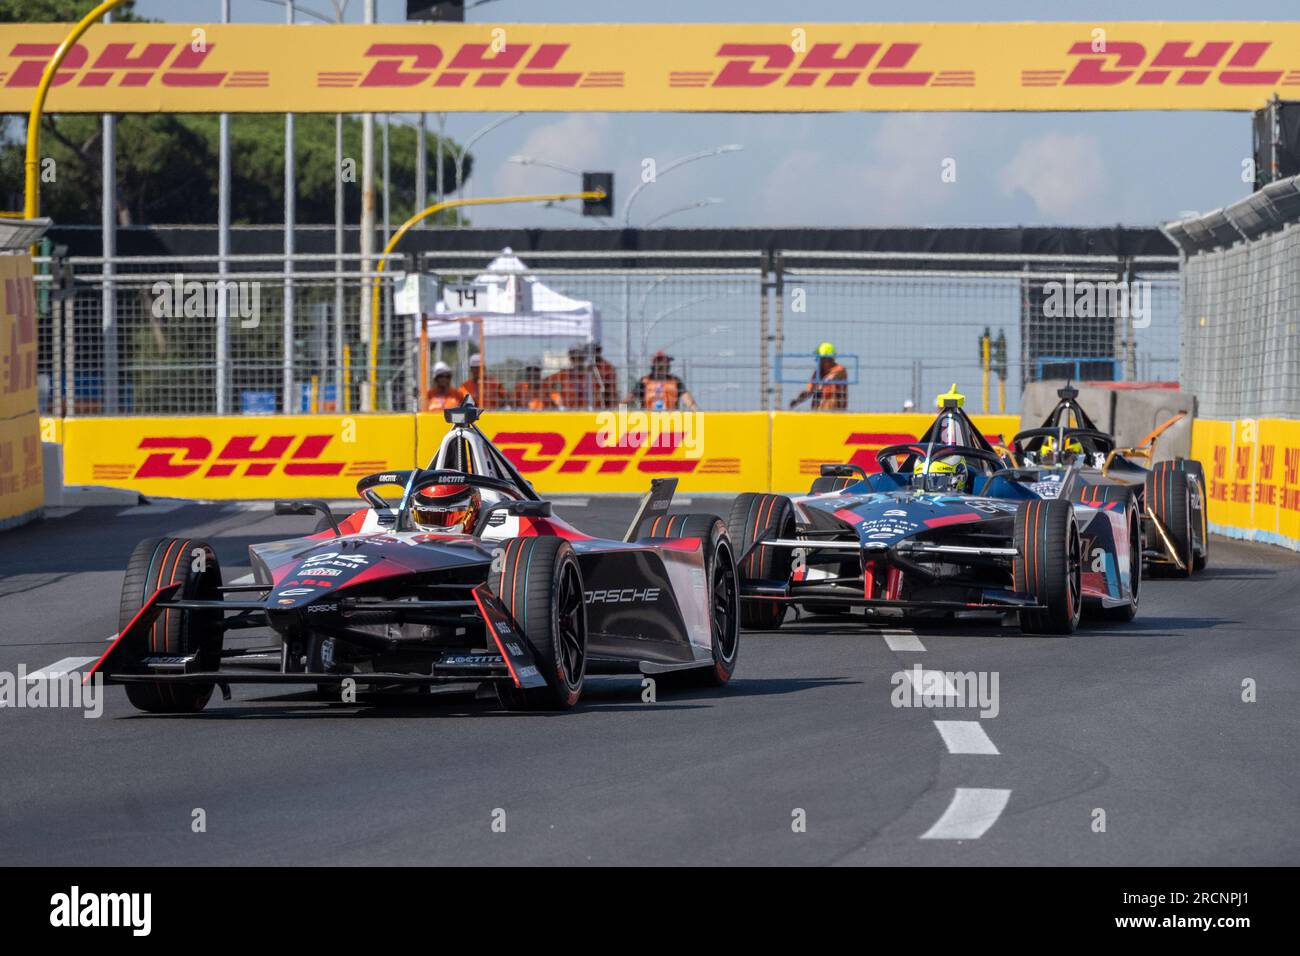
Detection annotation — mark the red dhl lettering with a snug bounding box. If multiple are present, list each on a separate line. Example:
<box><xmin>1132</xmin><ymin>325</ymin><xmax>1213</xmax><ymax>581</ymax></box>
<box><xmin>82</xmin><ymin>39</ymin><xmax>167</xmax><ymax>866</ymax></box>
<box><xmin>133</xmin><ymin>434</ymin><xmax>347</xmax><ymax>479</ymax></box>
<box><xmin>491</xmin><ymin>431</ymin><xmax>700</xmax><ymax>475</ymax></box>
<box><xmin>1259</xmin><ymin>444</ymin><xmax>1276</xmax><ymax>481</ymax></box>
<box><xmin>1027</xmin><ymin>40</ymin><xmax>1283</xmax><ymax>87</ymax></box>
<box><xmin>353</xmin><ymin>42</ymin><xmax>582</xmax><ymax>88</ymax></box>
<box><xmin>1284</xmin><ymin>447</ymin><xmax>1300</xmax><ymax>485</ymax></box>
<box><xmin>1212</xmin><ymin>444</ymin><xmax>1228</xmax><ymax>480</ymax></box>
<box><xmin>5</xmin><ymin>42</ymin><xmax>231</xmax><ymax>88</ymax></box>
<box><xmin>708</xmin><ymin>41</ymin><xmax>949</xmax><ymax>88</ymax></box>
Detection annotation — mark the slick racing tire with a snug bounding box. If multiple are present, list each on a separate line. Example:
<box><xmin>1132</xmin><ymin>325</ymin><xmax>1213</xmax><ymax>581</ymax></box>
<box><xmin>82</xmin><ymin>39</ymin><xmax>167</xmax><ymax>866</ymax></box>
<box><xmin>726</xmin><ymin>493</ymin><xmax>795</xmax><ymax>631</ymax></box>
<box><xmin>118</xmin><ymin>537</ymin><xmax>224</xmax><ymax>713</ymax></box>
<box><xmin>1097</xmin><ymin>495</ymin><xmax>1143</xmax><ymax>623</ymax></box>
<box><xmin>1180</xmin><ymin>459</ymin><xmax>1210</xmax><ymax>571</ymax></box>
<box><xmin>808</xmin><ymin>475</ymin><xmax>856</xmax><ymax>495</ymax></box>
<box><xmin>650</xmin><ymin>514</ymin><xmax>740</xmax><ymax>686</ymax></box>
<box><xmin>490</xmin><ymin>536</ymin><xmax>587</xmax><ymax>711</ymax></box>
<box><xmin>1013</xmin><ymin>499</ymin><xmax>1082</xmax><ymax>636</ymax></box>
<box><xmin>1146</xmin><ymin>461</ymin><xmax>1194</xmax><ymax>578</ymax></box>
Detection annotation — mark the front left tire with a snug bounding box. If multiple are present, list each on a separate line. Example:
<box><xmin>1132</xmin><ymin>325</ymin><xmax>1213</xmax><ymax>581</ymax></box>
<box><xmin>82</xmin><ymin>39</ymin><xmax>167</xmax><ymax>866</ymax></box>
<box><xmin>118</xmin><ymin>537</ymin><xmax>223</xmax><ymax>713</ymax></box>
<box><xmin>490</xmin><ymin>536</ymin><xmax>587</xmax><ymax>711</ymax></box>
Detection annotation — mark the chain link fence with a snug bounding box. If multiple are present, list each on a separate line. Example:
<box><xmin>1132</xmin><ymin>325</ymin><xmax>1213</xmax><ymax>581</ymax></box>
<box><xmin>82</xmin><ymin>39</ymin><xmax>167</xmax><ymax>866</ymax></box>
<box><xmin>34</xmin><ymin>248</ymin><xmax>1180</xmax><ymax>416</ymax></box>
<box><xmin>1179</xmin><ymin>222</ymin><xmax>1300</xmax><ymax>420</ymax></box>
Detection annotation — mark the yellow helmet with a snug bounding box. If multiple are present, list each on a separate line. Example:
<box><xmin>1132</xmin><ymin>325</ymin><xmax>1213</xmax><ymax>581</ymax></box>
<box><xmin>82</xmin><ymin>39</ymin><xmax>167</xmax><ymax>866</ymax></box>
<box><xmin>1041</xmin><ymin>436</ymin><xmax>1084</xmax><ymax>455</ymax></box>
<box><xmin>816</xmin><ymin>341</ymin><xmax>836</xmax><ymax>357</ymax></box>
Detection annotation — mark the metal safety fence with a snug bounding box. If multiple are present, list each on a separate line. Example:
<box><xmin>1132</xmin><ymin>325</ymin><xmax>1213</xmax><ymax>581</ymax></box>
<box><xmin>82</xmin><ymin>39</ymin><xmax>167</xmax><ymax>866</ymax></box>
<box><xmin>33</xmin><ymin>248</ymin><xmax>1180</xmax><ymax>416</ymax></box>
<box><xmin>1176</xmin><ymin>222</ymin><xmax>1300</xmax><ymax>420</ymax></box>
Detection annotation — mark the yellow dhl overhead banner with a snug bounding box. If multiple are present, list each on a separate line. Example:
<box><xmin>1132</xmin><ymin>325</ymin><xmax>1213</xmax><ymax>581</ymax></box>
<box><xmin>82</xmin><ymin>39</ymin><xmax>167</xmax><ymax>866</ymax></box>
<box><xmin>2</xmin><ymin>22</ymin><xmax>1299</xmax><ymax>114</ymax></box>
<box><xmin>0</xmin><ymin>254</ymin><xmax>42</xmax><ymax>527</ymax></box>
<box><xmin>1192</xmin><ymin>417</ymin><xmax>1300</xmax><ymax>551</ymax></box>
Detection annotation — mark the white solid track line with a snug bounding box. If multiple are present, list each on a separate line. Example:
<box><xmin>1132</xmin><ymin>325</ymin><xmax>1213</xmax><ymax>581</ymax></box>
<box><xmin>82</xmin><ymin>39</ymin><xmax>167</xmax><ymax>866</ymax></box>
<box><xmin>921</xmin><ymin>788</ymin><xmax>1012</xmax><ymax>840</ymax></box>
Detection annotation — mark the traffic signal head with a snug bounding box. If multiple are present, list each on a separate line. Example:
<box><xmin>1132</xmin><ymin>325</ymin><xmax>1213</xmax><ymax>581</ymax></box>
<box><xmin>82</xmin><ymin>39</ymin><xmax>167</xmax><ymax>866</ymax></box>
<box><xmin>582</xmin><ymin>172</ymin><xmax>614</xmax><ymax>217</ymax></box>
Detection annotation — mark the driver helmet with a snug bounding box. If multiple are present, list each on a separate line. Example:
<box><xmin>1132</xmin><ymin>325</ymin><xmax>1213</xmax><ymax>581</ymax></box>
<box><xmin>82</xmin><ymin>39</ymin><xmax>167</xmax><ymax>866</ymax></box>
<box><xmin>411</xmin><ymin>483</ymin><xmax>481</xmax><ymax>533</ymax></box>
<box><xmin>1039</xmin><ymin>436</ymin><xmax>1084</xmax><ymax>466</ymax></box>
<box><xmin>918</xmin><ymin>455</ymin><xmax>969</xmax><ymax>493</ymax></box>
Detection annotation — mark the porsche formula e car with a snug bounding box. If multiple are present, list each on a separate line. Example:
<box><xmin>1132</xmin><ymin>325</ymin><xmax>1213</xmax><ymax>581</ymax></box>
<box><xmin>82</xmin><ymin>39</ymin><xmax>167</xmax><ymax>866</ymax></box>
<box><xmin>89</xmin><ymin>405</ymin><xmax>740</xmax><ymax>714</ymax></box>
<box><xmin>726</xmin><ymin>394</ymin><xmax>1140</xmax><ymax>635</ymax></box>
<box><xmin>1009</xmin><ymin>385</ymin><xmax>1208</xmax><ymax>576</ymax></box>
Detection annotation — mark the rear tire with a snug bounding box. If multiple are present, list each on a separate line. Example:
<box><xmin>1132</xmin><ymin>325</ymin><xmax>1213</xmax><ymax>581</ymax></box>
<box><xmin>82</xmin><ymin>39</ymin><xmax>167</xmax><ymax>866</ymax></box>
<box><xmin>1146</xmin><ymin>461</ymin><xmax>1194</xmax><ymax>578</ymax></box>
<box><xmin>1181</xmin><ymin>459</ymin><xmax>1210</xmax><ymax>571</ymax></box>
<box><xmin>118</xmin><ymin>537</ymin><xmax>223</xmax><ymax>713</ymax></box>
<box><xmin>650</xmin><ymin>514</ymin><xmax>740</xmax><ymax>686</ymax></box>
<box><xmin>726</xmin><ymin>493</ymin><xmax>795</xmax><ymax>631</ymax></box>
<box><xmin>1014</xmin><ymin>499</ymin><xmax>1082</xmax><ymax>636</ymax></box>
<box><xmin>490</xmin><ymin>537</ymin><xmax>586</xmax><ymax>711</ymax></box>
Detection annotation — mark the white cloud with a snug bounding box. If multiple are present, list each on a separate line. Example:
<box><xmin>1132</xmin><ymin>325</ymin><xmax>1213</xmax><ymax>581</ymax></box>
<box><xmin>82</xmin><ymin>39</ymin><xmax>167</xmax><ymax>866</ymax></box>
<box><xmin>491</xmin><ymin>114</ymin><xmax>612</xmax><ymax>197</ymax></box>
<box><xmin>998</xmin><ymin>132</ymin><xmax>1109</xmax><ymax>220</ymax></box>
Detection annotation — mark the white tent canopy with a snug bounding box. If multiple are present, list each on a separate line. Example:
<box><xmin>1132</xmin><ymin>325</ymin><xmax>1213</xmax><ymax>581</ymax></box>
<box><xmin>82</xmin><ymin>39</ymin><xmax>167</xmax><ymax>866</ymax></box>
<box><xmin>417</xmin><ymin>248</ymin><xmax>600</xmax><ymax>343</ymax></box>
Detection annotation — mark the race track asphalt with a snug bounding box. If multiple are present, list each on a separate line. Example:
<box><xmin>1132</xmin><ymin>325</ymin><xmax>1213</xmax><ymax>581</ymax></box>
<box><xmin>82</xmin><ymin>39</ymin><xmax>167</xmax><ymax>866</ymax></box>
<box><xmin>0</xmin><ymin>497</ymin><xmax>1296</xmax><ymax>866</ymax></box>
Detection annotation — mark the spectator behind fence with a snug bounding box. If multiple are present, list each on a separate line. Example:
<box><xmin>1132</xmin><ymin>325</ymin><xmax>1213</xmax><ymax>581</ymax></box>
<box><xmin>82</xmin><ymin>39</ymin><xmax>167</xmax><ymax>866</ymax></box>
<box><xmin>546</xmin><ymin>346</ymin><xmax>596</xmax><ymax>410</ymax></box>
<box><xmin>513</xmin><ymin>362</ymin><xmax>555</xmax><ymax>410</ymax></box>
<box><xmin>460</xmin><ymin>354</ymin><xmax>509</xmax><ymax>409</ymax></box>
<box><xmin>789</xmin><ymin>341</ymin><xmax>848</xmax><ymax>411</ymax></box>
<box><xmin>426</xmin><ymin>361</ymin><xmax>471</xmax><ymax>411</ymax></box>
<box><xmin>634</xmin><ymin>351</ymin><xmax>697</xmax><ymax>411</ymax></box>
<box><xmin>589</xmin><ymin>343</ymin><xmax>619</xmax><ymax>409</ymax></box>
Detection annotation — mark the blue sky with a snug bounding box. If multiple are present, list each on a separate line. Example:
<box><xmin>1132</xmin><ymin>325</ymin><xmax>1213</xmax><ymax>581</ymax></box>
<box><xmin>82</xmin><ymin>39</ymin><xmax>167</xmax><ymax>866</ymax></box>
<box><xmin>130</xmin><ymin>0</ymin><xmax>1296</xmax><ymax>228</ymax></box>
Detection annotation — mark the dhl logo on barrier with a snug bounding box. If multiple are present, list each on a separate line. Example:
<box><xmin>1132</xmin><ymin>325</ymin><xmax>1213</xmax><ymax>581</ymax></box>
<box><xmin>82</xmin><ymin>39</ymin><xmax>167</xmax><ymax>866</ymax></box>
<box><xmin>62</xmin><ymin>416</ymin><xmax>413</xmax><ymax>498</ymax></box>
<box><xmin>4</xmin><ymin>41</ymin><xmax>266</xmax><ymax>89</ymax></box>
<box><xmin>321</xmin><ymin>42</ymin><xmax>619</xmax><ymax>90</ymax></box>
<box><xmin>674</xmin><ymin>42</ymin><xmax>972</xmax><ymax>89</ymax></box>
<box><xmin>492</xmin><ymin>430</ymin><xmax>738</xmax><ymax>477</ymax></box>
<box><xmin>1022</xmin><ymin>40</ymin><xmax>1297</xmax><ymax>89</ymax></box>
<box><xmin>121</xmin><ymin>434</ymin><xmax>382</xmax><ymax>481</ymax></box>
<box><xmin>5</xmin><ymin>23</ymin><xmax>1300</xmax><ymax>113</ymax></box>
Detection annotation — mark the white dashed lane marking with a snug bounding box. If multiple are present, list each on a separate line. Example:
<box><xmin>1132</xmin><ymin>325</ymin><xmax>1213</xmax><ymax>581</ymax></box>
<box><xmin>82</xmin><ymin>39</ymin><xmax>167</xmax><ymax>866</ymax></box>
<box><xmin>933</xmin><ymin>719</ymin><xmax>1000</xmax><ymax>755</ymax></box>
<box><xmin>23</xmin><ymin>656</ymin><xmax>99</xmax><ymax>680</ymax></box>
<box><xmin>903</xmin><ymin>667</ymin><xmax>956</xmax><ymax>697</ymax></box>
<box><xmin>882</xmin><ymin>631</ymin><xmax>925</xmax><ymax>652</ymax></box>
<box><xmin>921</xmin><ymin>788</ymin><xmax>1012</xmax><ymax>840</ymax></box>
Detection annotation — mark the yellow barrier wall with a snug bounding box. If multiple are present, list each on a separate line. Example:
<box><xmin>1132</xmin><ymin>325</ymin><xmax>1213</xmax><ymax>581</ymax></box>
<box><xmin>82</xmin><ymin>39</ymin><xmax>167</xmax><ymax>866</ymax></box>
<box><xmin>0</xmin><ymin>255</ymin><xmax>42</xmax><ymax>529</ymax></box>
<box><xmin>51</xmin><ymin>411</ymin><xmax>1029</xmax><ymax>500</ymax></box>
<box><xmin>1192</xmin><ymin>417</ymin><xmax>1300</xmax><ymax>551</ymax></box>
<box><xmin>60</xmin><ymin>415</ymin><xmax>416</xmax><ymax>500</ymax></box>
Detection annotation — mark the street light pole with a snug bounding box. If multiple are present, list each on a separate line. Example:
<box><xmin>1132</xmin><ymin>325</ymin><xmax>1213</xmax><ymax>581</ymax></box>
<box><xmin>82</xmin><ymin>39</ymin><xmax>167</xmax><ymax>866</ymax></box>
<box><xmin>283</xmin><ymin>0</ymin><xmax>297</xmax><ymax>413</ymax></box>
<box><xmin>619</xmin><ymin>144</ymin><xmax>743</xmax><ymax>399</ymax></box>
<box><xmin>454</xmin><ymin>112</ymin><xmax>523</xmax><ymax>208</ymax></box>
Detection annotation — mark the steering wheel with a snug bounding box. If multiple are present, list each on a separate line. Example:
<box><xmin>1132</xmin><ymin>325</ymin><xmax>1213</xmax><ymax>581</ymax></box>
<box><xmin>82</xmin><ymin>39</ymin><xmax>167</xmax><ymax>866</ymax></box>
<box><xmin>875</xmin><ymin>443</ymin><xmax>1004</xmax><ymax>475</ymax></box>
